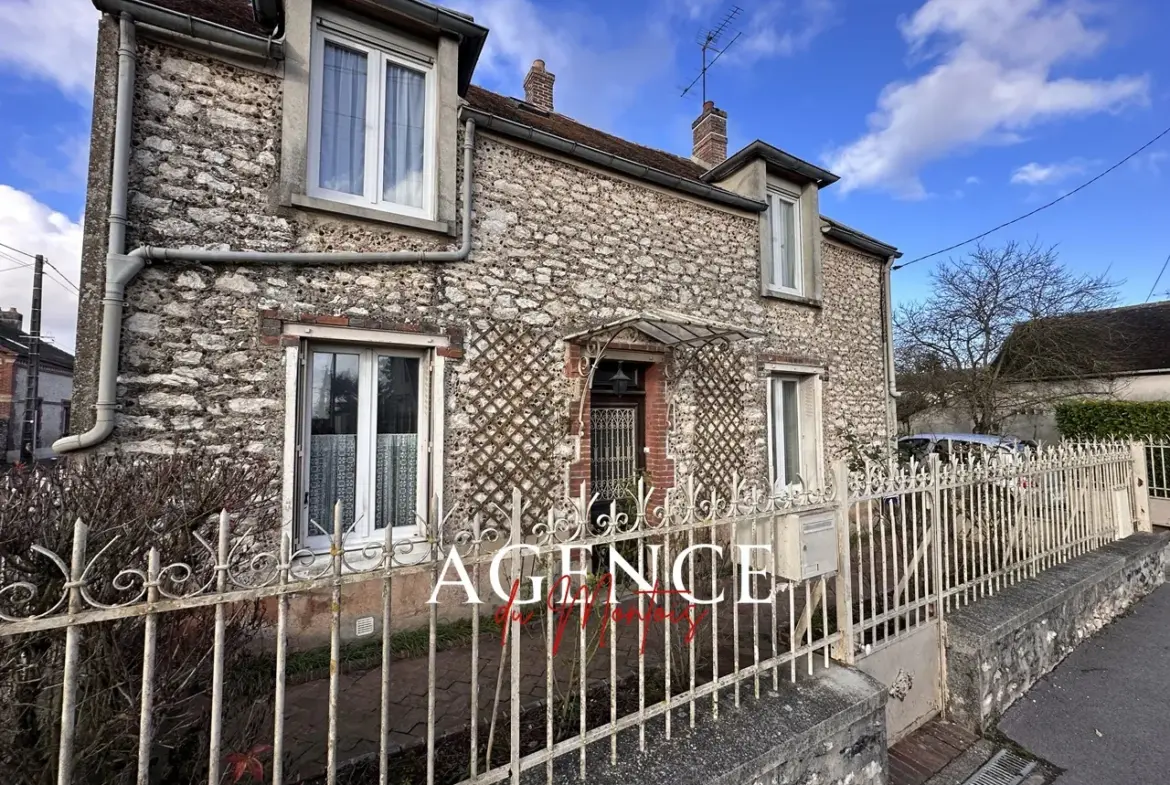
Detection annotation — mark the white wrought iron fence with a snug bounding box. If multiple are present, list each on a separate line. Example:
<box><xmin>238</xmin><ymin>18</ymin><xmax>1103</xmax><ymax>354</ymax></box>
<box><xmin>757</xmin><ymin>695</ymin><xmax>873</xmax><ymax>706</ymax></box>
<box><xmin>840</xmin><ymin>441</ymin><xmax>1139</xmax><ymax>656</ymax></box>
<box><xmin>0</xmin><ymin>475</ymin><xmax>840</xmax><ymax>785</ymax></box>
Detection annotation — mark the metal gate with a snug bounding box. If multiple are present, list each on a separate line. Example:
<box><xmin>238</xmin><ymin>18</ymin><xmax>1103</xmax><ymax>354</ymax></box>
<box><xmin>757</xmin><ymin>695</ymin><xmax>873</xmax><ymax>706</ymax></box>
<box><xmin>590</xmin><ymin>405</ymin><xmax>638</xmax><ymax>500</ymax></box>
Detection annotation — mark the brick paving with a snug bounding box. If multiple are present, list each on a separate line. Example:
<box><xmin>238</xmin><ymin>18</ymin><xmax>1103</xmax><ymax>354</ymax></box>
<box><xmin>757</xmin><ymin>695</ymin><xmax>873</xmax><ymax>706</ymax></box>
<box><xmin>889</xmin><ymin>719</ymin><xmax>979</xmax><ymax>785</ymax></box>
<box><xmin>270</xmin><ymin>580</ymin><xmax>817</xmax><ymax>781</ymax></box>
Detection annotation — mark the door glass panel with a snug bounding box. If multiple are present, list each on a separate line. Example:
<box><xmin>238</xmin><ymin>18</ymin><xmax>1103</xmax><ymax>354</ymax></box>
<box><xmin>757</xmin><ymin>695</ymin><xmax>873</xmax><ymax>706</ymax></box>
<box><xmin>307</xmin><ymin>351</ymin><xmax>361</xmax><ymax>536</ymax></box>
<box><xmin>374</xmin><ymin>356</ymin><xmax>420</xmax><ymax>529</ymax></box>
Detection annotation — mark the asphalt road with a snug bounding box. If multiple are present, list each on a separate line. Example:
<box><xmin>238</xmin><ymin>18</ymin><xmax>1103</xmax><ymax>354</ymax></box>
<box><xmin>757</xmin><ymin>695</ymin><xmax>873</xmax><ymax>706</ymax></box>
<box><xmin>999</xmin><ymin>583</ymin><xmax>1170</xmax><ymax>785</ymax></box>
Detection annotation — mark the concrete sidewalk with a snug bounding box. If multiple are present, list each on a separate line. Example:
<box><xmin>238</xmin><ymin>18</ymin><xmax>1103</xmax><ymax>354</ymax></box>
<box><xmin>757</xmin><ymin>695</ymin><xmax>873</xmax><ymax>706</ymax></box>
<box><xmin>998</xmin><ymin>582</ymin><xmax>1170</xmax><ymax>785</ymax></box>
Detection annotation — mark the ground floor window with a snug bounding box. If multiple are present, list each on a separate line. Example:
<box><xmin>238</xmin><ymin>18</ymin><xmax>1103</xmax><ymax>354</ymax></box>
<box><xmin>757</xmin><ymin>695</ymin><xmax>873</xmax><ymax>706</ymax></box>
<box><xmin>767</xmin><ymin>373</ymin><xmax>821</xmax><ymax>492</ymax></box>
<box><xmin>299</xmin><ymin>343</ymin><xmax>430</xmax><ymax>548</ymax></box>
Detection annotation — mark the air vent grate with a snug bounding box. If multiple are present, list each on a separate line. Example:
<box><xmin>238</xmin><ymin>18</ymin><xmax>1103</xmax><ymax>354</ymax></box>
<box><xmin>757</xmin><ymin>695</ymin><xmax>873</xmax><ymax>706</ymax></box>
<box><xmin>961</xmin><ymin>749</ymin><xmax>1037</xmax><ymax>785</ymax></box>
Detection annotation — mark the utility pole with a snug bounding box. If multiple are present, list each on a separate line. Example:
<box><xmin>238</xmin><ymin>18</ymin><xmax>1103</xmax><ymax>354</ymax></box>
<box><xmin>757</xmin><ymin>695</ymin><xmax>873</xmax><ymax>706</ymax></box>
<box><xmin>20</xmin><ymin>254</ymin><xmax>43</xmax><ymax>464</ymax></box>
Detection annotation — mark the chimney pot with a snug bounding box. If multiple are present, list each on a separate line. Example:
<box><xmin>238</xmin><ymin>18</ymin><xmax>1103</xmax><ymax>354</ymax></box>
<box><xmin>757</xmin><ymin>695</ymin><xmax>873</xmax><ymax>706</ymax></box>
<box><xmin>691</xmin><ymin>101</ymin><xmax>728</xmax><ymax>168</ymax></box>
<box><xmin>524</xmin><ymin>59</ymin><xmax>555</xmax><ymax>112</ymax></box>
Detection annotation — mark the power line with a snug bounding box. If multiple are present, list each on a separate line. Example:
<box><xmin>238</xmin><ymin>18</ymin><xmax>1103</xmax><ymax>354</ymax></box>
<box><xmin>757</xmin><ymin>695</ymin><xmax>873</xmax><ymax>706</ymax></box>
<box><xmin>893</xmin><ymin>122</ymin><xmax>1170</xmax><ymax>271</ymax></box>
<box><xmin>0</xmin><ymin>240</ymin><xmax>36</xmax><ymax>260</ymax></box>
<box><xmin>42</xmin><ymin>259</ymin><xmax>79</xmax><ymax>293</ymax></box>
<box><xmin>0</xmin><ymin>250</ymin><xmax>32</xmax><ymax>268</ymax></box>
<box><xmin>1146</xmin><ymin>250</ymin><xmax>1170</xmax><ymax>302</ymax></box>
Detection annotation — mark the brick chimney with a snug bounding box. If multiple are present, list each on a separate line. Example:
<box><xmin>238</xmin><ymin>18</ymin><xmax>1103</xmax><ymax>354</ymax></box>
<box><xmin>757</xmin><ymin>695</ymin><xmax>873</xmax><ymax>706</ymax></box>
<box><xmin>0</xmin><ymin>308</ymin><xmax>22</xmax><ymax>331</ymax></box>
<box><xmin>523</xmin><ymin>59</ymin><xmax>555</xmax><ymax>112</ymax></box>
<box><xmin>692</xmin><ymin>100</ymin><xmax>728</xmax><ymax>168</ymax></box>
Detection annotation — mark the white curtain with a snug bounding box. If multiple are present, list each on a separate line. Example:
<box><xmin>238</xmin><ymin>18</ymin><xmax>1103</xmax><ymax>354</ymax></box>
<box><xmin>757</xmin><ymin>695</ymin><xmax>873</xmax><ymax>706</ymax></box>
<box><xmin>375</xmin><ymin>434</ymin><xmax>418</xmax><ymax>529</ymax></box>
<box><xmin>319</xmin><ymin>42</ymin><xmax>367</xmax><ymax>196</ymax></box>
<box><xmin>383</xmin><ymin>62</ymin><xmax>426</xmax><ymax>208</ymax></box>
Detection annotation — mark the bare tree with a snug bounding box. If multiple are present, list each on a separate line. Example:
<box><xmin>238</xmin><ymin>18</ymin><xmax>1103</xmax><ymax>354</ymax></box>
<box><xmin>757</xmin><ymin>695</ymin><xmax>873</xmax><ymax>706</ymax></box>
<box><xmin>895</xmin><ymin>241</ymin><xmax>1119</xmax><ymax>434</ymax></box>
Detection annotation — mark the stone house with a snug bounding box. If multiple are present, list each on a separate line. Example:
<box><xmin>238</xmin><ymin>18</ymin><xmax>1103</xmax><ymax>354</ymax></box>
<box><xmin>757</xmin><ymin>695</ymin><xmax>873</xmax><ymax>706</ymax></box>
<box><xmin>68</xmin><ymin>0</ymin><xmax>899</xmax><ymax>557</ymax></box>
<box><xmin>1</xmin><ymin>308</ymin><xmax>74</xmax><ymax>463</ymax></box>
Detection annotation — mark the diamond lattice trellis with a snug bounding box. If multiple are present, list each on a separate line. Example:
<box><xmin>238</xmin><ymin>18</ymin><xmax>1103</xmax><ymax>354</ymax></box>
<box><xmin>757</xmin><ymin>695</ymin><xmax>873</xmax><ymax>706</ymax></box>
<box><xmin>688</xmin><ymin>345</ymin><xmax>750</xmax><ymax>494</ymax></box>
<box><xmin>450</xmin><ymin>325</ymin><xmax>565</xmax><ymax>527</ymax></box>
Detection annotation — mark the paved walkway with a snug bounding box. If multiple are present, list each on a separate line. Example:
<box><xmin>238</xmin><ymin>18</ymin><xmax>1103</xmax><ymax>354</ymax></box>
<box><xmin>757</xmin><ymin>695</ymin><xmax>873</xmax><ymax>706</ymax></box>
<box><xmin>998</xmin><ymin>582</ymin><xmax>1170</xmax><ymax>785</ymax></box>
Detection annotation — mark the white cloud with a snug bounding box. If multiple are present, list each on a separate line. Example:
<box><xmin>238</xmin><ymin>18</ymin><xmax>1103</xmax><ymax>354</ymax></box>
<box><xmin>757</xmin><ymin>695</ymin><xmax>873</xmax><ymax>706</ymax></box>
<box><xmin>733</xmin><ymin>0</ymin><xmax>838</xmax><ymax>63</ymax></box>
<box><xmin>0</xmin><ymin>0</ymin><xmax>99</xmax><ymax>96</ymax></box>
<box><xmin>1129</xmin><ymin>149</ymin><xmax>1168</xmax><ymax>176</ymax></box>
<box><xmin>965</xmin><ymin>175</ymin><xmax>981</xmax><ymax>185</ymax></box>
<box><xmin>825</xmin><ymin>0</ymin><xmax>1149</xmax><ymax>197</ymax></box>
<box><xmin>1009</xmin><ymin>158</ymin><xmax>1091</xmax><ymax>185</ymax></box>
<box><xmin>0</xmin><ymin>186</ymin><xmax>83</xmax><ymax>353</ymax></box>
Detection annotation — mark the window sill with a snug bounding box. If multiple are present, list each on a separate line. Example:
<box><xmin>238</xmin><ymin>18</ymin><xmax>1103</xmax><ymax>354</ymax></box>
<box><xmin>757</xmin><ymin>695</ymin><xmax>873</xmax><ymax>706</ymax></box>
<box><xmin>762</xmin><ymin>289</ymin><xmax>823</xmax><ymax>308</ymax></box>
<box><xmin>290</xmin><ymin>194</ymin><xmax>454</xmax><ymax>237</ymax></box>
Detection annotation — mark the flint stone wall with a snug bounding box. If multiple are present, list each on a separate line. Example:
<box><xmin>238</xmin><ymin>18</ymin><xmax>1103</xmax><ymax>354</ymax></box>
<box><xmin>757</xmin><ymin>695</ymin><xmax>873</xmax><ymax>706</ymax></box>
<box><xmin>76</xmin><ymin>35</ymin><xmax>889</xmax><ymax>516</ymax></box>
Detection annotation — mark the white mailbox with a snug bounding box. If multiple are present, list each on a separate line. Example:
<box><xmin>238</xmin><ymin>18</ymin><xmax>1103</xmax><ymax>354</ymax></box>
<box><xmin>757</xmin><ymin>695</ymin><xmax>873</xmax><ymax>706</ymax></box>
<box><xmin>774</xmin><ymin>511</ymin><xmax>838</xmax><ymax>581</ymax></box>
<box><xmin>733</xmin><ymin>509</ymin><xmax>838</xmax><ymax>581</ymax></box>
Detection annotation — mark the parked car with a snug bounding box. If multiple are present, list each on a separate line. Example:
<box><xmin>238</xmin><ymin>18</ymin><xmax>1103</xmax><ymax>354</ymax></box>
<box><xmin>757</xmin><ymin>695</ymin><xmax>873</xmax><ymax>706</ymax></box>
<box><xmin>896</xmin><ymin>433</ymin><xmax>1035</xmax><ymax>465</ymax></box>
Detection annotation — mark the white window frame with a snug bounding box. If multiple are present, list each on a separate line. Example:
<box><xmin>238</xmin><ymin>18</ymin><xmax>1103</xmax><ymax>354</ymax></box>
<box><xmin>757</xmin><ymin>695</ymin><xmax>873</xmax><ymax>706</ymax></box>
<box><xmin>306</xmin><ymin>15</ymin><xmax>438</xmax><ymax>221</ymax></box>
<box><xmin>297</xmin><ymin>343</ymin><xmax>432</xmax><ymax>551</ymax></box>
<box><xmin>766</xmin><ymin>188</ymin><xmax>803</xmax><ymax>296</ymax></box>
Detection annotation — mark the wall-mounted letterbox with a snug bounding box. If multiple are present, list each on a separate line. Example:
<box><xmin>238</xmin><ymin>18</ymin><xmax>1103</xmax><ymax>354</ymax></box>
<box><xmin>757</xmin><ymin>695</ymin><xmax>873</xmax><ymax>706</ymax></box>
<box><xmin>774</xmin><ymin>511</ymin><xmax>838</xmax><ymax>581</ymax></box>
<box><xmin>733</xmin><ymin>509</ymin><xmax>839</xmax><ymax>581</ymax></box>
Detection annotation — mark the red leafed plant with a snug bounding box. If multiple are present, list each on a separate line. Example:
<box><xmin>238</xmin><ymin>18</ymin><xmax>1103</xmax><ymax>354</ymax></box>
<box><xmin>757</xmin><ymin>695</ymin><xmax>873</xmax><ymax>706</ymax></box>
<box><xmin>225</xmin><ymin>744</ymin><xmax>272</xmax><ymax>783</ymax></box>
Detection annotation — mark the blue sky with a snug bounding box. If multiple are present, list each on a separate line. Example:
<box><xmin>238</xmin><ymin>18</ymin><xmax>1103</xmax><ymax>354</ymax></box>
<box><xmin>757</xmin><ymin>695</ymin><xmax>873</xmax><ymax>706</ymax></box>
<box><xmin>0</xmin><ymin>0</ymin><xmax>1167</xmax><ymax>353</ymax></box>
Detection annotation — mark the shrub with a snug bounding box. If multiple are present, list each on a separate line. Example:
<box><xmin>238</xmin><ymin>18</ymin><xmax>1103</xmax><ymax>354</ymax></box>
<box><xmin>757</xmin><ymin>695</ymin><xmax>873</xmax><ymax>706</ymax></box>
<box><xmin>1054</xmin><ymin>400</ymin><xmax>1170</xmax><ymax>440</ymax></box>
<box><xmin>0</xmin><ymin>449</ymin><xmax>280</xmax><ymax>785</ymax></box>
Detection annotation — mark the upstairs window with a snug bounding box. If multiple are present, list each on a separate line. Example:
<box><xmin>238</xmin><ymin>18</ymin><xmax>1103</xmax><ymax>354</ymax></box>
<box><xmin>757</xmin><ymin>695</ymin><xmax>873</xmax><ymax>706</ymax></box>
<box><xmin>308</xmin><ymin>16</ymin><xmax>437</xmax><ymax>219</ymax></box>
<box><xmin>766</xmin><ymin>189</ymin><xmax>802</xmax><ymax>294</ymax></box>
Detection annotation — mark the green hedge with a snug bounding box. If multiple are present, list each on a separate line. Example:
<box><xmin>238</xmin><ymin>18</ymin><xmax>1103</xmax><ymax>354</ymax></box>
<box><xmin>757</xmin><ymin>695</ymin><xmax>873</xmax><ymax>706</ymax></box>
<box><xmin>1055</xmin><ymin>400</ymin><xmax>1170</xmax><ymax>440</ymax></box>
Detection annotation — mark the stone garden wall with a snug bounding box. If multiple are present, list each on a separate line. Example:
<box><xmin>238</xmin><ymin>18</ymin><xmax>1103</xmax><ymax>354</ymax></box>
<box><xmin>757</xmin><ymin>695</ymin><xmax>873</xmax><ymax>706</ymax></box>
<box><xmin>945</xmin><ymin>531</ymin><xmax>1170</xmax><ymax>732</ymax></box>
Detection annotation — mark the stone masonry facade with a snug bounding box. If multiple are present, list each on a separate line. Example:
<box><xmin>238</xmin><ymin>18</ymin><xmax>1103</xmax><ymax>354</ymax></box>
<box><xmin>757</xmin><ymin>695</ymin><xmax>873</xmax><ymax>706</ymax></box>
<box><xmin>75</xmin><ymin>26</ymin><xmax>890</xmax><ymax>521</ymax></box>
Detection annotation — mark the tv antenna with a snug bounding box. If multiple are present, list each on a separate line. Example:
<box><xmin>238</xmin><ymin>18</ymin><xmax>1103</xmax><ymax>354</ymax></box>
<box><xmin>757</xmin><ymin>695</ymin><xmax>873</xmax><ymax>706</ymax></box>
<box><xmin>680</xmin><ymin>5</ymin><xmax>743</xmax><ymax>106</ymax></box>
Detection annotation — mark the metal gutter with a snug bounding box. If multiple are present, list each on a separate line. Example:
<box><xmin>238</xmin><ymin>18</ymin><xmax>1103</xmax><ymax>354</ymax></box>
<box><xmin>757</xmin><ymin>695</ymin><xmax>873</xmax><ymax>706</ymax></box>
<box><xmin>462</xmin><ymin>107</ymin><xmax>768</xmax><ymax>214</ymax></box>
<box><xmin>92</xmin><ymin>0</ymin><xmax>284</xmax><ymax>58</ymax></box>
<box><xmin>882</xmin><ymin>254</ymin><xmax>901</xmax><ymax>437</ymax></box>
<box><xmin>821</xmin><ymin>217</ymin><xmax>901</xmax><ymax>260</ymax></box>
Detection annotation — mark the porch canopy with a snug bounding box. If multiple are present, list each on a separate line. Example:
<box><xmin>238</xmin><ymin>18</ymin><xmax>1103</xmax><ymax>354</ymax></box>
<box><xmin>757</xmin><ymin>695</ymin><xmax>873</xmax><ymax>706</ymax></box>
<box><xmin>564</xmin><ymin>308</ymin><xmax>762</xmax><ymax>348</ymax></box>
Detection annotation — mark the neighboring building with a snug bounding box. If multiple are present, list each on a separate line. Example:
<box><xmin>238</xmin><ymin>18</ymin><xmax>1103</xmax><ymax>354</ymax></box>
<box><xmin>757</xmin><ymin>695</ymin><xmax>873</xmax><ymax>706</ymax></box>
<box><xmin>69</xmin><ymin>0</ymin><xmax>899</xmax><ymax>551</ymax></box>
<box><xmin>0</xmin><ymin>308</ymin><xmax>74</xmax><ymax>463</ymax></box>
<box><xmin>902</xmin><ymin>301</ymin><xmax>1170</xmax><ymax>443</ymax></box>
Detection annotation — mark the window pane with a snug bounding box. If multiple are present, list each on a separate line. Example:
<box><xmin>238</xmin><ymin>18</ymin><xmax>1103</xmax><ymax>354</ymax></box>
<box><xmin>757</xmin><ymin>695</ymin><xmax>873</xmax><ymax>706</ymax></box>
<box><xmin>383</xmin><ymin>62</ymin><xmax>426</xmax><ymax>208</ymax></box>
<box><xmin>781</xmin><ymin>380</ymin><xmax>800</xmax><ymax>485</ymax></box>
<box><xmin>308</xmin><ymin>351</ymin><xmax>361</xmax><ymax>536</ymax></box>
<box><xmin>772</xmin><ymin>198</ymin><xmax>798</xmax><ymax>290</ymax></box>
<box><xmin>319</xmin><ymin>41</ymin><xmax>368</xmax><ymax>196</ymax></box>
<box><xmin>374</xmin><ymin>356</ymin><xmax>420</xmax><ymax>529</ymax></box>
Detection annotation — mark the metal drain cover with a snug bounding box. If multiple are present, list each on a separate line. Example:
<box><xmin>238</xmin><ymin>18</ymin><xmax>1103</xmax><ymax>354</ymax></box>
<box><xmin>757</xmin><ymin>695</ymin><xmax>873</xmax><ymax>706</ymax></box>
<box><xmin>961</xmin><ymin>749</ymin><xmax>1037</xmax><ymax>785</ymax></box>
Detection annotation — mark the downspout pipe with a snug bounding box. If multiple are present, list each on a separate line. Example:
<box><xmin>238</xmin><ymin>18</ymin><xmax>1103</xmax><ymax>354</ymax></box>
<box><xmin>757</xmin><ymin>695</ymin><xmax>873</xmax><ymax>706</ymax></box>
<box><xmin>882</xmin><ymin>255</ymin><xmax>901</xmax><ymax>439</ymax></box>
<box><xmin>92</xmin><ymin>0</ymin><xmax>285</xmax><ymax>59</ymax></box>
<box><xmin>55</xmin><ymin>17</ymin><xmax>478</xmax><ymax>454</ymax></box>
<box><xmin>54</xmin><ymin>13</ymin><xmax>142</xmax><ymax>455</ymax></box>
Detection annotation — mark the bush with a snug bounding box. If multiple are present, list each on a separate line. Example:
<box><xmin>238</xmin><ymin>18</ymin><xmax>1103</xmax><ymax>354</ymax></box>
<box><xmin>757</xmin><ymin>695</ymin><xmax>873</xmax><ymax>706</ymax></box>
<box><xmin>1054</xmin><ymin>400</ymin><xmax>1170</xmax><ymax>440</ymax></box>
<box><xmin>0</xmin><ymin>449</ymin><xmax>280</xmax><ymax>785</ymax></box>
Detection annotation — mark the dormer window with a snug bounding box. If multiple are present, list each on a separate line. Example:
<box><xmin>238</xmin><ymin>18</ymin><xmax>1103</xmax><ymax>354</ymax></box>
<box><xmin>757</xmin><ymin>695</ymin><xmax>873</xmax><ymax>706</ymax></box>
<box><xmin>766</xmin><ymin>188</ymin><xmax>802</xmax><ymax>294</ymax></box>
<box><xmin>307</xmin><ymin>13</ymin><xmax>437</xmax><ymax>220</ymax></box>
